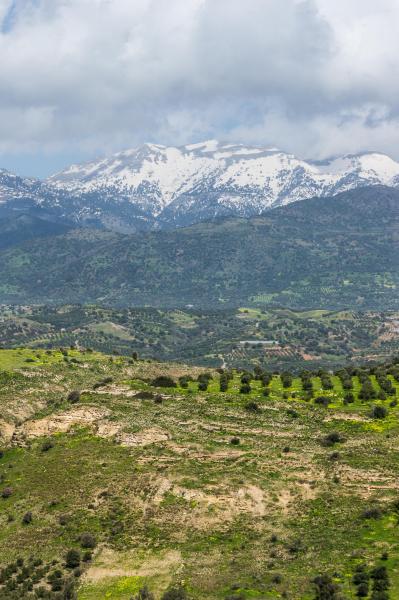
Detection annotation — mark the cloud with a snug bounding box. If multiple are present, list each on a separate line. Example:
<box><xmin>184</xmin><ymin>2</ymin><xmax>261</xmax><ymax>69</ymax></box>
<box><xmin>1</xmin><ymin>0</ymin><xmax>399</xmax><ymax>173</ymax></box>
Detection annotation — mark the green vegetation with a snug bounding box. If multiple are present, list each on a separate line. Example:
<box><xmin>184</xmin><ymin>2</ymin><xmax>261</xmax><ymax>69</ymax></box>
<box><xmin>1</xmin><ymin>348</ymin><xmax>399</xmax><ymax>598</ymax></box>
<box><xmin>0</xmin><ymin>187</ymin><xmax>397</xmax><ymax>309</ymax></box>
<box><xmin>1</xmin><ymin>304</ymin><xmax>398</xmax><ymax>370</ymax></box>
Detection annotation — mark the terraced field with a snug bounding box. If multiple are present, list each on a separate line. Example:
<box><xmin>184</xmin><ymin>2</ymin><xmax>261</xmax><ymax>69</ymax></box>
<box><xmin>1</xmin><ymin>349</ymin><xmax>399</xmax><ymax>598</ymax></box>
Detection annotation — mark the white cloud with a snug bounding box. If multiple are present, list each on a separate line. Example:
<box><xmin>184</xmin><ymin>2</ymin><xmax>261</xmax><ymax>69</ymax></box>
<box><xmin>1</xmin><ymin>0</ymin><xmax>399</xmax><ymax>170</ymax></box>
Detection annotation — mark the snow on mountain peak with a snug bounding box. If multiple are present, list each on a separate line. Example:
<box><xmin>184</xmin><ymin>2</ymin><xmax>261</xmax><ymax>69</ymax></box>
<box><xmin>2</xmin><ymin>142</ymin><xmax>399</xmax><ymax>232</ymax></box>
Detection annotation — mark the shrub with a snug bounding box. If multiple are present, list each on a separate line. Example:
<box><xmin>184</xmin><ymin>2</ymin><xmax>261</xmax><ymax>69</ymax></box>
<box><xmin>321</xmin><ymin>432</ymin><xmax>344</xmax><ymax>446</ymax></box>
<box><xmin>67</xmin><ymin>390</ymin><xmax>80</xmax><ymax>404</ymax></box>
<box><xmin>151</xmin><ymin>376</ymin><xmax>176</xmax><ymax>388</ymax></box>
<box><xmin>313</xmin><ymin>574</ymin><xmax>341</xmax><ymax>599</ymax></box>
<box><xmin>240</xmin><ymin>383</ymin><xmax>251</xmax><ymax>394</ymax></box>
<box><xmin>198</xmin><ymin>380</ymin><xmax>208</xmax><ymax>391</ymax></box>
<box><xmin>135</xmin><ymin>586</ymin><xmax>155</xmax><ymax>600</ymax></box>
<box><xmin>281</xmin><ymin>372</ymin><xmax>293</xmax><ymax>388</ymax></box>
<box><xmin>41</xmin><ymin>439</ymin><xmax>55</xmax><ymax>452</ymax></box>
<box><xmin>82</xmin><ymin>551</ymin><xmax>92</xmax><ymax>562</ymax></box>
<box><xmin>65</xmin><ymin>549</ymin><xmax>81</xmax><ymax>569</ymax></box>
<box><xmin>356</xmin><ymin>582</ymin><xmax>369</xmax><ymax>597</ymax></box>
<box><xmin>161</xmin><ymin>585</ymin><xmax>188</xmax><ymax>600</ymax></box>
<box><xmin>135</xmin><ymin>391</ymin><xmax>154</xmax><ymax>400</ymax></box>
<box><xmin>1</xmin><ymin>487</ymin><xmax>13</xmax><ymax>499</ymax></box>
<box><xmin>22</xmin><ymin>511</ymin><xmax>33</xmax><ymax>525</ymax></box>
<box><xmin>245</xmin><ymin>401</ymin><xmax>260</xmax><ymax>413</ymax></box>
<box><xmin>230</xmin><ymin>437</ymin><xmax>240</xmax><ymax>445</ymax></box>
<box><xmin>314</xmin><ymin>396</ymin><xmax>331</xmax><ymax>407</ymax></box>
<box><xmin>371</xmin><ymin>405</ymin><xmax>388</xmax><ymax>419</ymax></box>
<box><xmin>362</xmin><ymin>506</ymin><xmax>383</xmax><ymax>520</ymax></box>
<box><xmin>80</xmin><ymin>533</ymin><xmax>96</xmax><ymax>549</ymax></box>
<box><xmin>343</xmin><ymin>393</ymin><xmax>355</xmax><ymax>404</ymax></box>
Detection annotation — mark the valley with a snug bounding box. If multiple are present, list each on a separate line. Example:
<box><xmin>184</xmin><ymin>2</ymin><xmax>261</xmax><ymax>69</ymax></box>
<box><xmin>0</xmin><ymin>304</ymin><xmax>398</xmax><ymax>370</ymax></box>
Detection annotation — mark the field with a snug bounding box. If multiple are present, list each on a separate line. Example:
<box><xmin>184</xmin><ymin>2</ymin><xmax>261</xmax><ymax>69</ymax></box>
<box><xmin>1</xmin><ymin>348</ymin><xmax>399</xmax><ymax>598</ymax></box>
<box><xmin>1</xmin><ymin>304</ymin><xmax>398</xmax><ymax>371</ymax></box>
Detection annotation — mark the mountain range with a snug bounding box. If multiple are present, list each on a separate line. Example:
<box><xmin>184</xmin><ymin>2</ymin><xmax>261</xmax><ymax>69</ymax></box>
<box><xmin>0</xmin><ymin>186</ymin><xmax>397</xmax><ymax>309</ymax></box>
<box><xmin>2</xmin><ymin>141</ymin><xmax>399</xmax><ymax>231</ymax></box>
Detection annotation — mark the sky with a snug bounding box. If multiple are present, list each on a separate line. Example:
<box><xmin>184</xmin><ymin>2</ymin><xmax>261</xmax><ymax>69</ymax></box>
<box><xmin>1</xmin><ymin>0</ymin><xmax>399</xmax><ymax>177</ymax></box>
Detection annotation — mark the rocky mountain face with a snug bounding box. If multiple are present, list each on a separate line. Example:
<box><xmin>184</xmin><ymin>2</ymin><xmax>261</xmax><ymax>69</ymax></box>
<box><xmin>2</xmin><ymin>141</ymin><xmax>399</xmax><ymax>231</ymax></box>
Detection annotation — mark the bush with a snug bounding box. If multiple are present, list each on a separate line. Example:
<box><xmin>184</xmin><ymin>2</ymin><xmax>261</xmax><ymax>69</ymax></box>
<box><xmin>321</xmin><ymin>432</ymin><xmax>344</xmax><ymax>446</ymax></box>
<box><xmin>135</xmin><ymin>391</ymin><xmax>154</xmax><ymax>400</ymax></box>
<box><xmin>80</xmin><ymin>533</ymin><xmax>96</xmax><ymax>549</ymax></box>
<box><xmin>314</xmin><ymin>396</ymin><xmax>331</xmax><ymax>407</ymax></box>
<box><xmin>135</xmin><ymin>586</ymin><xmax>155</xmax><ymax>600</ymax></box>
<box><xmin>82</xmin><ymin>551</ymin><xmax>92</xmax><ymax>562</ymax></box>
<box><xmin>67</xmin><ymin>390</ymin><xmax>80</xmax><ymax>404</ymax></box>
<box><xmin>240</xmin><ymin>383</ymin><xmax>251</xmax><ymax>394</ymax></box>
<box><xmin>245</xmin><ymin>401</ymin><xmax>260</xmax><ymax>413</ymax></box>
<box><xmin>41</xmin><ymin>439</ymin><xmax>55</xmax><ymax>452</ymax></box>
<box><xmin>371</xmin><ymin>405</ymin><xmax>388</xmax><ymax>419</ymax></box>
<box><xmin>281</xmin><ymin>372</ymin><xmax>293</xmax><ymax>388</ymax></box>
<box><xmin>230</xmin><ymin>437</ymin><xmax>240</xmax><ymax>445</ymax></box>
<box><xmin>151</xmin><ymin>376</ymin><xmax>177</xmax><ymax>388</ymax></box>
<box><xmin>1</xmin><ymin>487</ymin><xmax>13</xmax><ymax>499</ymax></box>
<box><xmin>313</xmin><ymin>574</ymin><xmax>341</xmax><ymax>599</ymax></box>
<box><xmin>22</xmin><ymin>511</ymin><xmax>33</xmax><ymax>525</ymax></box>
<box><xmin>65</xmin><ymin>549</ymin><xmax>81</xmax><ymax>569</ymax></box>
<box><xmin>356</xmin><ymin>582</ymin><xmax>369</xmax><ymax>597</ymax></box>
<box><xmin>161</xmin><ymin>586</ymin><xmax>188</xmax><ymax>600</ymax></box>
<box><xmin>343</xmin><ymin>393</ymin><xmax>355</xmax><ymax>404</ymax></box>
<box><xmin>362</xmin><ymin>506</ymin><xmax>383</xmax><ymax>520</ymax></box>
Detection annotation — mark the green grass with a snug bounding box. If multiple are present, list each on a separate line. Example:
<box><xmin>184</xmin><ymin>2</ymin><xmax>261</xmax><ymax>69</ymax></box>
<box><xmin>1</xmin><ymin>350</ymin><xmax>399</xmax><ymax>598</ymax></box>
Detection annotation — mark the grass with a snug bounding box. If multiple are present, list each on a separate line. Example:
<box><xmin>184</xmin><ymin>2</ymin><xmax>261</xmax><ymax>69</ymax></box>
<box><xmin>1</xmin><ymin>349</ymin><xmax>399</xmax><ymax>598</ymax></box>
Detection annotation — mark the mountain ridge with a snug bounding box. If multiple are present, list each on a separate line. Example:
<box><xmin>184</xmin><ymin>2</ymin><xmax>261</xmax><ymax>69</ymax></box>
<box><xmin>1</xmin><ymin>142</ymin><xmax>399</xmax><ymax>232</ymax></box>
<box><xmin>0</xmin><ymin>185</ymin><xmax>397</xmax><ymax>309</ymax></box>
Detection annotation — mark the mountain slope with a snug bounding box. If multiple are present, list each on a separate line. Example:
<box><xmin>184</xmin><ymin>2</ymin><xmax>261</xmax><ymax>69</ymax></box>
<box><xmin>48</xmin><ymin>141</ymin><xmax>399</xmax><ymax>230</ymax></box>
<box><xmin>2</xmin><ymin>143</ymin><xmax>399</xmax><ymax>232</ymax></box>
<box><xmin>0</xmin><ymin>186</ymin><xmax>397</xmax><ymax>309</ymax></box>
<box><xmin>0</xmin><ymin>214</ymin><xmax>72</xmax><ymax>250</ymax></box>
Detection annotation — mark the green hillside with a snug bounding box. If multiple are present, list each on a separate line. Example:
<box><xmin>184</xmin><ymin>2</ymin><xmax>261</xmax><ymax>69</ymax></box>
<box><xmin>1</xmin><ymin>348</ymin><xmax>399</xmax><ymax>598</ymax></box>
<box><xmin>0</xmin><ymin>186</ymin><xmax>397</xmax><ymax>309</ymax></box>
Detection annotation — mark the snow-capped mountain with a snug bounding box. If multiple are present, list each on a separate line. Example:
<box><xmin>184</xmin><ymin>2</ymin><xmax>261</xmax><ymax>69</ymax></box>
<box><xmin>2</xmin><ymin>141</ymin><xmax>399</xmax><ymax>231</ymax></box>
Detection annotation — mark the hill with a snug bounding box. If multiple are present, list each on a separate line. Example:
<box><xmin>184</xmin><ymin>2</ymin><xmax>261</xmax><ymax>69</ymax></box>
<box><xmin>0</xmin><ymin>186</ymin><xmax>397</xmax><ymax>309</ymax></box>
<box><xmin>1</xmin><ymin>348</ymin><xmax>399</xmax><ymax>599</ymax></box>
<box><xmin>0</xmin><ymin>214</ymin><xmax>72</xmax><ymax>250</ymax></box>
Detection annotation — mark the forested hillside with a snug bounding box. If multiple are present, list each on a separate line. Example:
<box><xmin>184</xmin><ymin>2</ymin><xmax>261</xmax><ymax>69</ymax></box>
<box><xmin>0</xmin><ymin>186</ymin><xmax>397</xmax><ymax>309</ymax></box>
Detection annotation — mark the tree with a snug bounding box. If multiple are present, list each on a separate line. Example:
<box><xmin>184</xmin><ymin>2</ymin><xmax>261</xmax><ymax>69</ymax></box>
<box><xmin>313</xmin><ymin>575</ymin><xmax>342</xmax><ymax>599</ymax></box>
<box><xmin>65</xmin><ymin>549</ymin><xmax>81</xmax><ymax>569</ymax></box>
<box><xmin>134</xmin><ymin>586</ymin><xmax>155</xmax><ymax>600</ymax></box>
<box><xmin>161</xmin><ymin>586</ymin><xmax>188</xmax><ymax>600</ymax></box>
<box><xmin>371</xmin><ymin>405</ymin><xmax>388</xmax><ymax>419</ymax></box>
<box><xmin>80</xmin><ymin>533</ymin><xmax>96</xmax><ymax>549</ymax></box>
<box><xmin>151</xmin><ymin>376</ymin><xmax>176</xmax><ymax>388</ymax></box>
